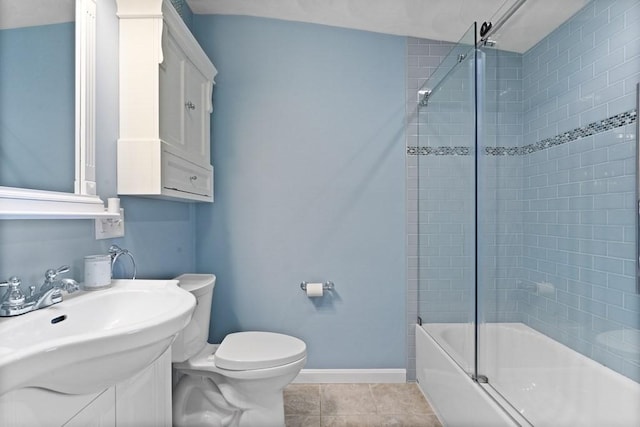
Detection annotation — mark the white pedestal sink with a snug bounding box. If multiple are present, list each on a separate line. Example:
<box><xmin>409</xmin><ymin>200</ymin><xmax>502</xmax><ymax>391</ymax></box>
<box><xmin>0</xmin><ymin>279</ymin><xmax>195</xmax><ymax>396</ymax></box>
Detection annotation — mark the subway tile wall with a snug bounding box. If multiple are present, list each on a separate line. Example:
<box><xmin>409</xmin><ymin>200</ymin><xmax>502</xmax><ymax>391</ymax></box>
<box><xmin>414</xmin><ymin>47</ymin><xmax>476</xmax><ymax>325</ymax></box>
<box><xmin>522</xmin><ymin>0</ymin><xmax>639</xmax><ymax>145</ymax></box>
<box><xmin>406</xmin><ymin>38</ymin><xmax>457</xmax><ymax>381</ymax></box>
<box><xmin>518</xmin><ymin>0</ymin><xmax>639</xmax><ymax>381</ymax></box>
<box><xmin>407</xmin><ymin>0</ymin><xmax>639</xmax><ymax>383</ymax></box>
<box><xmin>478</xmin><ymin>48</ymin><xmax>526</xmax><ymax>325</ymax></box>
<box><xmin>518</xmin><ymin>124</ymin><xmax>638</xmax><ymax>380</ymax></box>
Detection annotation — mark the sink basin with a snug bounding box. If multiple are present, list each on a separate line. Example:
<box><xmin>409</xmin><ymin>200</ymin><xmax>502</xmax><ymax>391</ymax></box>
<box><xmin>0</xmin><ymin>279</ymin><xmax>195</xmax><ymax>396</ymax></box>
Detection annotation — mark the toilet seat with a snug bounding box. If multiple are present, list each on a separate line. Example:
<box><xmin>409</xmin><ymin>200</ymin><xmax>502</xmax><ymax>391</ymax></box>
<box><xmin>174</xmin><ymin>332</ymin><xmax>307</xmax><ymax>377</ymax></box>
<box><xmin>215</xmin><ymin>331</ymin><xmax>306</xmax><ymax>370</ymax></box>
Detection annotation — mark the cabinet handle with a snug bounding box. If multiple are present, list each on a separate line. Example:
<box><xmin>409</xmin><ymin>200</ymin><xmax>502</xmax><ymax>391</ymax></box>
<box><xmin>189</xmin><ymin>175</ymin><xmax>198</xmax><ymax>181</ymax></box>
<box><xmin>185</xmin><ymin>101</ymin><xmax>196</xmax><ymax>111</ymax></box>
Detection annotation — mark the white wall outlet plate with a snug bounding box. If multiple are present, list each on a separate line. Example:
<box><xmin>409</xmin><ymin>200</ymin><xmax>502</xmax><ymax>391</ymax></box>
<box><xmin>95</xmin><ymin>208</ymin><xmax>125</xmax><ymax>240</ymax></box>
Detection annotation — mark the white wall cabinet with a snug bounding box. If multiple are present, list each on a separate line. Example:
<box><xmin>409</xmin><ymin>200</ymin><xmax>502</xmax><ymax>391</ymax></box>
<box><xmin>159</xmin><ymin>30</ymin><xmax>212</xmax><ymax>164</ymax></box>
<box><xmin>116</xmin><ymin>0</ymin><xmax>217</xmax><ymax>202</ymax></box>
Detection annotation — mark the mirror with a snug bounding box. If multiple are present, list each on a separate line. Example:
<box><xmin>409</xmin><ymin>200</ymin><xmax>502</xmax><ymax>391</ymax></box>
<box><xmin>0</xmin><ymin>0</ymin><xmax>75</xmax><ymax>192</ymax></box>
<box><xmin>0</xmin><ymin>0</ymin><xmax>108</xmax><ymax>218</ymax></box>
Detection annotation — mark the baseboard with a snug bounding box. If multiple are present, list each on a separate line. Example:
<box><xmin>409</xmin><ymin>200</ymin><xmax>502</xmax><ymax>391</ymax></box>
<box><xmin>293</xmin><ymin>369</ymin><xmax>406</xmax><ymax>384</ymax></box>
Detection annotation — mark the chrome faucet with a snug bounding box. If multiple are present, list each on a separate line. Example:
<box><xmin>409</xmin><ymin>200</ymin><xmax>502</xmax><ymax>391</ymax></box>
<box><xmin>32</xmin><ymin>266</ymin><xmax>80</xmax><ymax>310</ymax></box>
<box><xmin>0</xmin><ymin>276</ymin><xmax>28</xmax><ymax>316</ymax></box>
<box><xmin>0</xmin><ymin>266</ymin><xmax>80</xmax><ymax>317</ymax></box>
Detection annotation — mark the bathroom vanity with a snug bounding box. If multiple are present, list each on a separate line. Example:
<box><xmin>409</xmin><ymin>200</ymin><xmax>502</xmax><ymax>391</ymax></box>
<box><xmin>0</xmin><ymin>351</ymin><xmax>172</xmax><ymax>427</ymax></box>
<box><xmin>0</xmin><ymin>279</ymin><xmax>195</xmax><ymax>427</ymax></box>
<box><xmin>116</xmin><ymin>0</ymin><xmax>218</xmax><ymax>202</ymax></box>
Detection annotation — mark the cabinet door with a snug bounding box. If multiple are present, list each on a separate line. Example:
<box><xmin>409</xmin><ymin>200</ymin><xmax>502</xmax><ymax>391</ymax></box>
<box><xmin>64</xmin><ymin>389</ymin><xmax>116</xmax><ymax>427</ymax></box>
<box><xmin>183</xmin><ymin>59</ymin><xmax>210</xmax><ymax>162</ymax></box>
<box><xmin>159</xmin><ymin>31</ymin><xmax>185</xmax><ymax>152</ymax></box>
<box><xmin>115</xmin><ymin>350</ymin><xmax>172</xmax><ymax>427</ymax></box>
<box><xmin>0</xmin><ymin>388</ymin><xmax>110</xmax><ymax>427</ymax></box>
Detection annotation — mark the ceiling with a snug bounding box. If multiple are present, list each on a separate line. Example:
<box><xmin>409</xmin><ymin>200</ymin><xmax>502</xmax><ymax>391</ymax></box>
<box><xmin>186</xmin><ymin>0</ymin><xmax>591</xmax><ymax>53</ymax></box>
<box><xmin>0</xmin><ymin>0</ymin><xmax>592</xmax><ymax>52</ymax></box>
<box><xmin>0</xmin><ymin>0</ymin><xmax>74</xmax><ymax>30</ymax></box>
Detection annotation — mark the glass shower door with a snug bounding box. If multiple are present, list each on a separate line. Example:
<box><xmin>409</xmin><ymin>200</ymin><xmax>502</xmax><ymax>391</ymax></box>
<box><xmin>416</xmin><ymin>1</ymin><xmax>639</xmax><ymax>425</ymax></box>
<box><xmin>416</xmin><ymin>23</ymin><xmax>478</xmax><ymax>377</ymax></box>
<box><xmin>476</xmin><ymin>9</ymin><xmax>640</xmax><ymax>424</ymax></box>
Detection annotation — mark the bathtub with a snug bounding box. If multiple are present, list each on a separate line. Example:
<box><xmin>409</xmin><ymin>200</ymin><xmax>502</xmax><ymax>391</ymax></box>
<box><xmin>416</xmin><ymin>323</ymin><xmax>640</xmax><ymax>426</ymax></box>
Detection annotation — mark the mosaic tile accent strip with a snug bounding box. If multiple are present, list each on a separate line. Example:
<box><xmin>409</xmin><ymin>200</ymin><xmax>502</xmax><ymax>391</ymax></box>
<box><xmin>484</xmin><ymin>146</ymin><xmax>525</xmax><ymax>156</ymax></box>
<box><xmin>486</xmin><ymin>109</ymin><xmax>637</xmax><ymax>156</ymax></box>
<box><xmin>406</xmin><ymin>146</ymin><xmax>473</xmax><ymax>156</ymax></box>
<box><xmin>408</xmin><ymin>109</ymin><xmax>637</xmax><ymax>156</ymax></box>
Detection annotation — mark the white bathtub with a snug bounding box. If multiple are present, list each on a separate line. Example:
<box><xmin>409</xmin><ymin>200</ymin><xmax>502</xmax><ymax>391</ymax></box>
<box><xmin>416</xmin><ymin>323</ymin><xmax>640</xmax><ymax>426</ymax></box>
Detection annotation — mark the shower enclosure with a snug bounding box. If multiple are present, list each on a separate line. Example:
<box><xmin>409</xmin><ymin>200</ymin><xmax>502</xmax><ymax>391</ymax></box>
<box><xmin>413</xmin><ymin>0</ymin><xmax>640</xmax><ymax>425</ymax></box>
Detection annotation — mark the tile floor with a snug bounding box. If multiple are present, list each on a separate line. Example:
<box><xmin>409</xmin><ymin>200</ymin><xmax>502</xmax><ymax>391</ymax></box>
<box><xmin>284</xmin><ymin>383</ymin><xmax>443</xmax><ymax>427</ymax></box>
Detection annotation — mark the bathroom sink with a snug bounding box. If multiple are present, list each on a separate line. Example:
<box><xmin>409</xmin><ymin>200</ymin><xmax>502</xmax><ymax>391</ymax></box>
<box><xmin>0</xmin><ymin>279</ymin><xmax>195</xmax><ymax>396</ymax></box>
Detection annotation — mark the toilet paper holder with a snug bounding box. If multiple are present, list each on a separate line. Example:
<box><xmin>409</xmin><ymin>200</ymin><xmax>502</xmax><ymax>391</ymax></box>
<box><xmin>300</xmin><ymin>281</ymin><xmax>334</xmax><ymax>292</ymax></box>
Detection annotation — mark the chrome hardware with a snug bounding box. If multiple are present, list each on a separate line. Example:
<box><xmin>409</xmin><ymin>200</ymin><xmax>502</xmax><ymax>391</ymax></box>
<box><xmin>35</xmin><ymin>265</ymin><xmax>71</xmax><ymax>296</ymax></box>
<box><xmin>418</xmin><ymin>89</ymin><xmax>432</xmax><ymax>107</ymax></box>
<box><xmin>0</xmin><ymin>277</ymin><xmax>28</xmax><ymax>316</ymax></box>
<box><xmin>299</xmin><ymin>281</ymin><xmax>335</xmax><ymax>292</ymax></box>
<box><xmin>32</xmin><ymin>266</ymin><xmax>79</xmax><ymax>310</ymax></box>
<box><xmin>33</xmin><ymin>277</ymin><xmax>79</xmax><ymax>310</ymax></box>
<box><xmin>636</xmin><ymin>83</ymin><xmax>639</xmax><ymax>294</ymax></box>
<box><xmin>477</xmin><ymin>0</ymin><xmax>527</xmax><ymax>47</ymax></box>
<box><xmin>43</xmin><ymin>265</ymin><xmax>70</xmax><ymax>287</ymax></box>
<box><xmin>457</xmin><ymin>54</ymin><xmax>466</xmax><ymax>63</ymax></box>
<box><xmin>109</xmin><ymin>245</ymin><xmax>137</xmax><ymax>280</ymax></box>
<box><xmin>473</xmin><ymin>374</ymin><xmax>489</xmax><ymax>384</ymax></box>
<box><xmin>190</xmin><ymin>175</ymin><xmax>198</xmax><ymax>181</ymax></box>
<box><xmin>480</xmin><ymin>21</ymin><xmax>492</xmax><ymax>38</ymax></box>
<box><xmin>185</xmin><ymin>101</ymin><xmax>196</xmax><ymax>110</ymax></box>
<box><xmin>0</xmin><ymin>267</ymin><xmax>80</xmax><ymax>317</ymax></box>
<box><xmin>483</xmin><ymin>38</ymin><xmax>497</xmax><ymax>47</ymax></box>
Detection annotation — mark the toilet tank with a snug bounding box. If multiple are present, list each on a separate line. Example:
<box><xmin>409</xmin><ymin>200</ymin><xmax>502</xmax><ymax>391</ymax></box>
<box><xmin>171</xmin><ymin>274</ymin><xmax>216</xmax><ymax>362</ymax></box>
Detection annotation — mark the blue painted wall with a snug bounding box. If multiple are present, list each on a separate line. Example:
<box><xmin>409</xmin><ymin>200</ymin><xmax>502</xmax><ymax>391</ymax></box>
<box><xmin>192</xmin><ymin>16</ymin><xmax>407</xmax><ymax>369</ymax></box>
<box><xmin>0</xmin><ymin>0</ymin><xmax>195</xmax><ymax>291</ymax></box>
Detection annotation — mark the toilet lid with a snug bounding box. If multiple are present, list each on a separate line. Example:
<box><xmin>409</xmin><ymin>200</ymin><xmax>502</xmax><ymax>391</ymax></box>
<box><xmin>214</xmin><ymin>331</ymin><xmax>306</xmax><ymax>371</ymax></box>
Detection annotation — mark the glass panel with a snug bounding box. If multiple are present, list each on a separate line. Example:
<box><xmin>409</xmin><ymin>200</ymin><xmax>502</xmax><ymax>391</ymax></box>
<box><xmin>478</xmin><ymin>0</ymin><xmax>640</xmax><ymax>424</ymax></box>
<box><xmin>476</xmin><ymin>38</ymin><xmax>529</xmax><ymax>418</ymax></box>
<box><xmin>416</xmin><ymin>22</ymin><xmax>477</xmax><ymax>376</ymax></box>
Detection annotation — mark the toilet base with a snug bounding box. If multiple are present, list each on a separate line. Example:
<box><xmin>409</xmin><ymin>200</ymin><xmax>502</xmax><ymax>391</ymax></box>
<box><xmin>173</xmin><ymin>375</ymin><xmax>241</xmax><ymax>427</ymax></box>
<box><xmin>234</xmin><ymin>393</ymin><xmax>285</xmax><ymax>427</ymax></box>
<box><xmin>172</xmin><ymin>356</ymin><xmax>306</xmax><ymax>427</ymax></box>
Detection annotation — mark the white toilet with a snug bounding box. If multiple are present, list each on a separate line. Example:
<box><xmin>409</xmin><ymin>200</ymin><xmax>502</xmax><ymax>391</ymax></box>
<box><xmin>171</xmin><ymin>274</ymin><xmax>306</xmax><ymax>427</ymax></box>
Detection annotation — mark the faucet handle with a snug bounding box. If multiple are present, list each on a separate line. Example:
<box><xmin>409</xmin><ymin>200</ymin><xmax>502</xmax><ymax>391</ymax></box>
<box><xmin>60</xmin><ymin>278</ymin><xmax>80</xmax><ymax>293</ymax></box>
<box><xmin>0</xmin><ymin>276</ymin><xmax>21</xmax><ymax>287</ymax></box>
<box><xmin>45</xmin><ymin>265</ymin><xmax>70</xmax><ymax>282</ymax></box>
<box><xmin>0</xmin><ymin>276</ymin><xmax>21</xmax><ymax>289</ymax></box>
<box><xmin>0</xmin><ymin>276</ymin><xmax>26</xmax><ymax>307</ymax></box>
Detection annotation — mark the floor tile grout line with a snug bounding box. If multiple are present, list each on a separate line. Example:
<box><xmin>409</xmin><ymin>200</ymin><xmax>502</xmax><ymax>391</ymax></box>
<box><xmin>318</xmin><ymin>383</ymin><xmax>322</xmax><ymax>420</ymax></box>
<box><xmin>368</xmin><ymin>383</ymin><xmax>378</xmax><ymax>415</ymax></box>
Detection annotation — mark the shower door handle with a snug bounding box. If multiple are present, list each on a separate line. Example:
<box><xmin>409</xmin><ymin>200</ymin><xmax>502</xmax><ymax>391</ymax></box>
<box><xmin>636</xmin><ymin>83</ymin><xmax>639</xmax><ymax>294</ymax></box>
